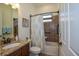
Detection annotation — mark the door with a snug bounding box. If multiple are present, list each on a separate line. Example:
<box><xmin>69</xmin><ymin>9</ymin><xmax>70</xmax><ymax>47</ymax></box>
<box><xmin>59</xmin><ymin>3</ymin><xmax>76</xmax><ymax>56</ymax></box>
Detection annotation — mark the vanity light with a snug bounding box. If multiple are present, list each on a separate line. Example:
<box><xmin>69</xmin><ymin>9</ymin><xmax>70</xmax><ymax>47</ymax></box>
<box><xmin>43</xmin><ymin>19</ymin><xmax>52</xmax><ymax>22</ymax></box>
<box><xmin>43</xmin><ymin>14</ymin><xmax>52</xmax><ymax>22</ymax></box>
<box><xmin>43</xmin><ymin>15</ymin><xmax>52</xmax><ymax>18</ymax></box>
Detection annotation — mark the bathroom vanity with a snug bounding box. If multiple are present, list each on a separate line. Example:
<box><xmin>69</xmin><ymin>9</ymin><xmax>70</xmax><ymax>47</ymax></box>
<box><xmin>7</xmin><ymin>43</ymin><xmax>29</xmax><ymax>56</ymax></box>
<box><xmin>1</xmin><ymin>39</ymin><xmax>31</xmax><ymax>56</ymax></box>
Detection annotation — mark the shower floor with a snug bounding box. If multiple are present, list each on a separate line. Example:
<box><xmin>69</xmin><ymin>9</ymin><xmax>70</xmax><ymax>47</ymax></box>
<box><xmin>43</xmin><ymin>41</ymin><xmax>59</xmax><ymax>56</ymax></box>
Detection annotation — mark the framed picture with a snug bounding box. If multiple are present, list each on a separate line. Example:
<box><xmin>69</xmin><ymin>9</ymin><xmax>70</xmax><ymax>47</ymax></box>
<box><xmin>22</xmin><ymin>18</ymin><xmax>29</xmax><ymax>27</ymax></box>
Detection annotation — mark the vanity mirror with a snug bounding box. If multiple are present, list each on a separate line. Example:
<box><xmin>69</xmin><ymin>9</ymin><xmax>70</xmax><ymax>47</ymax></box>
<box><xmin>0</xmin><ymin>3</ymin><xmax>18</xmax><ymax>44</ymax></box>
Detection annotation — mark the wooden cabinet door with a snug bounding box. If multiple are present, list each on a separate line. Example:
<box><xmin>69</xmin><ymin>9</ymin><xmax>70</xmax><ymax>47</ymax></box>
<box><xmin>7</xmin><ymin>48</ymin><xmax>21</xmax><ymax>56</ymax></box>
<box><xmin>7</xmin><ymin>43</ymin><xmax>29</xmax><ymax>56</ymax></box>
<box><xmin>21</xmin><ymin>43</ymin><xmax>29</xmax><ymax>56</ymax></box>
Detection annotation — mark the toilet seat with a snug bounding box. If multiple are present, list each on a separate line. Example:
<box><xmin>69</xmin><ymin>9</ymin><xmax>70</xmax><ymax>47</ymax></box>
<box><xmin>30</xmin><ymin>46</ymin><xmax>41</xmax><ymax>54</ymax></box>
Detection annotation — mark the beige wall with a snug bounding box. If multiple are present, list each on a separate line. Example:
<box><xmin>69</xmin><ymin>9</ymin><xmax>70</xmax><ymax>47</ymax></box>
<box><xmin>32</xmin><ymin>3</ymin><xmax>59</xmax><ymax>15</ymax></box>
<box><xmin>18</xmin><ymin>3</ymin><xmax>35</xmax><ymax>40</ymax></box>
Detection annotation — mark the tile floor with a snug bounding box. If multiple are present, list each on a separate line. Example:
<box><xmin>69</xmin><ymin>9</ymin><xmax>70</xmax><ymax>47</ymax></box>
<box><xmin>43</xmin><ymin>41</ymin><xmax>59</xmax><ymax>56</ymax></box>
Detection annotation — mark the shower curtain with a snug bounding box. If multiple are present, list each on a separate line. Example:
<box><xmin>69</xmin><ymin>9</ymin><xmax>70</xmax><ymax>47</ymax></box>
<box><xmin>31</xmin><ymin>15</ymin><xmax>45</xmax><ymax>52</ymax></box>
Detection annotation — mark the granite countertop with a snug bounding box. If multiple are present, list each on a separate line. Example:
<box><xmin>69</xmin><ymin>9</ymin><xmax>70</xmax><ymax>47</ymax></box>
<box><xmin>0</xmin><ymin>39</ymin><xmax>31</xmax><ymax>56</ymax></box>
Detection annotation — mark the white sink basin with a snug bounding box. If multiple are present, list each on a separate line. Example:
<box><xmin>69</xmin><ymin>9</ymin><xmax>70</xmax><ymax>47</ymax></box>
<box><xmin>2</xmin><ymin>43</ymin><xmax>21</xmax><ymax>49</ymax></box>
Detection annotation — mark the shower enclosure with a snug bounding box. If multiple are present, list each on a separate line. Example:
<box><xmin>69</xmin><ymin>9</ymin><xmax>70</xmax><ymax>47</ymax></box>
<box><xmin>30</xmin><ymin>11</ymin><xmax>59</xmax><ymax>56</ymax></box>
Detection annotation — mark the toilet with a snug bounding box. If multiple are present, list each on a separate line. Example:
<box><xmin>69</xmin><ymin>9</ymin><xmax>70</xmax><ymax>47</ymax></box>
<box><xmin>30</xmin><ymin>46</ymin><xmax>41</xmax><ymax>56</ymax></box>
